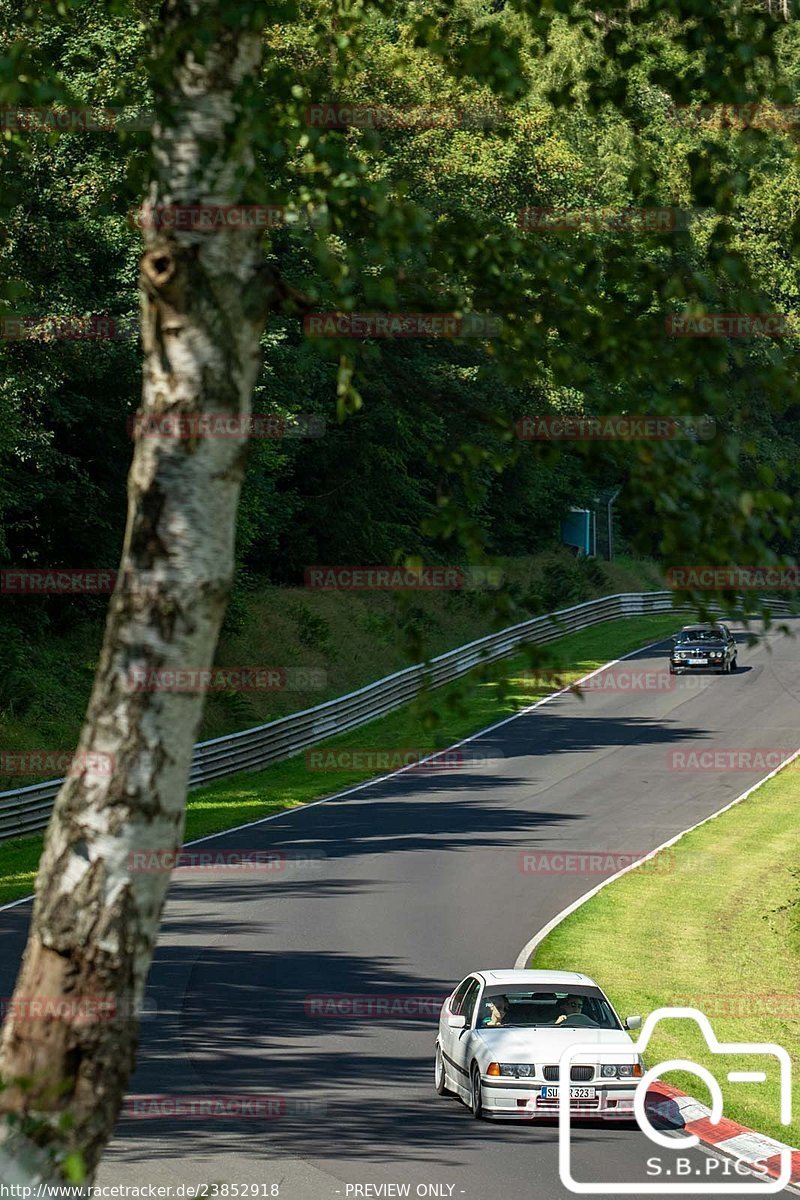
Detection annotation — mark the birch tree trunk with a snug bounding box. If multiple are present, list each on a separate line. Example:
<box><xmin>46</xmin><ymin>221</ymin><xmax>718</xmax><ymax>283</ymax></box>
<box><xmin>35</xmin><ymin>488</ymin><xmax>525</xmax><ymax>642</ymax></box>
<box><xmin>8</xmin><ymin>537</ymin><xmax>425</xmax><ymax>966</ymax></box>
<box><xmin>0</xmin><ymin>0</ymin><xmax>281</xmax><ymax>1182</ymax></box>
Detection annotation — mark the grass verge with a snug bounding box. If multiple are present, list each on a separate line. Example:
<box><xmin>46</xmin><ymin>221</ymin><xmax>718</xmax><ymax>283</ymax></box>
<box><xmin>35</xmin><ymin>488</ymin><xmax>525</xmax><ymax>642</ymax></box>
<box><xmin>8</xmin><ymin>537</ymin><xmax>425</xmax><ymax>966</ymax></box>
<box><xmin>533</xmin><ymin>760</ymin><xmax>800</xmax><ymax>1146</ymax></box>
<box><xmin>0</xmin><ymin>612</ymin><xmax>678</xmax><ymax>908</ymax></box>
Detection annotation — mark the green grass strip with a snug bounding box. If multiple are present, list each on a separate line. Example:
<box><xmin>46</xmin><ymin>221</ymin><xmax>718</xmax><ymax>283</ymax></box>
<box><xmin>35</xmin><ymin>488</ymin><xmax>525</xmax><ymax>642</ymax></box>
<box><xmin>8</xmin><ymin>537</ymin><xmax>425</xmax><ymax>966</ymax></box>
<box><xmin>533</xmin><ymin>758</ymin><xmax>800</xmax><ymax>1145</ymax></box>
<box><xmin>0</xmin><ymin>613</ymin><xmax>677</xmax><ymax>908</ymax></box>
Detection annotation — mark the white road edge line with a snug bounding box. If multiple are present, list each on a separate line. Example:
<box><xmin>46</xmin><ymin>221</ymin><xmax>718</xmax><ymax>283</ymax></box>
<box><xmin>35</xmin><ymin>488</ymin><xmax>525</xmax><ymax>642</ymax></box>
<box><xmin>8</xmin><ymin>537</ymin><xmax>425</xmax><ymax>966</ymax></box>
<box><xmin>0</xmin><ymin>632</ymin><xmax>672</xmax><ymax>914</ymax></box>
<box><xmin>513</xmin><ymin>740</ymin><xmax>800</xmax><ymax>970</ymax></box>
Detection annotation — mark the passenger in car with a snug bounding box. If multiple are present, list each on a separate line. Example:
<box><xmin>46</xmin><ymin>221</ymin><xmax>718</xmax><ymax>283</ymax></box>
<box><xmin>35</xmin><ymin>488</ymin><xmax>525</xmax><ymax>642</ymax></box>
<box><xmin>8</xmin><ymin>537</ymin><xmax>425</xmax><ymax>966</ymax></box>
<box><xmin>478</xmin><ymin>995</ymin><xmax>509</xmax><ymax>1027</ymax></box>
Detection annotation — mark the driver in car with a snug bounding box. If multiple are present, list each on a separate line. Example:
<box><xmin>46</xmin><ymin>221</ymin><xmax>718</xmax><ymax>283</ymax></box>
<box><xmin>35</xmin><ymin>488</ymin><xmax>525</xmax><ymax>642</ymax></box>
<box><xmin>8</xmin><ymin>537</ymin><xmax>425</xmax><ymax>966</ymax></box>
<box><xmin>554</xmin><ymin>994</ymin><xmax>585</xmax><ymax>1024</ymax></box>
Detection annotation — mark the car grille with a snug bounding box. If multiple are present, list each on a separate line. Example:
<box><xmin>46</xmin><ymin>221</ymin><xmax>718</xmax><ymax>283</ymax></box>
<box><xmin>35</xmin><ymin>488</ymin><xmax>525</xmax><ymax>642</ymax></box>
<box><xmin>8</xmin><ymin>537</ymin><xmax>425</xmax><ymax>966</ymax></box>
<box><xmin>542</xmin><ymin>1065</ymin><xmax>595</xmax><ymax>1082</ymax></box>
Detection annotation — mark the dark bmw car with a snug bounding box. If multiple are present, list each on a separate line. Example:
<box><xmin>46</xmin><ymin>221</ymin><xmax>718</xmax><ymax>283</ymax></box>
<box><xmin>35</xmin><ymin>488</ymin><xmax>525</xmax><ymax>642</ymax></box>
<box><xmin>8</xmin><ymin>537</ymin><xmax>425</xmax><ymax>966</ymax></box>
<box><xmin>669</xmin><ymin>623</ymin><xmax>738</xmax><ymax>675</ymax></box>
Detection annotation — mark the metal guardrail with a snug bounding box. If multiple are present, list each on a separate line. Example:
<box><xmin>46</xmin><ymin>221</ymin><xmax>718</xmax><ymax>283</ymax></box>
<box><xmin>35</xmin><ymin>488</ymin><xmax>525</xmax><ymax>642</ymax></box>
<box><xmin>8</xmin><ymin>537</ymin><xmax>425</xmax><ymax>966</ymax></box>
<box><xmin>0</xmin><ymin>590</ymin><xmax>792</xmax><ymax>842</ymax></box>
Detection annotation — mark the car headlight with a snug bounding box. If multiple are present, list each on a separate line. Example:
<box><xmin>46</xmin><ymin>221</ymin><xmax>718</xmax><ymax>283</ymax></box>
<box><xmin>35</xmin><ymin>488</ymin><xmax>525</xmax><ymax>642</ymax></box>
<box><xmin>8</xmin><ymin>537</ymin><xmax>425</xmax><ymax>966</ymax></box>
<box><xmin>601</xmin><ymin>1063</ymin><xmax>643</xmax><ymax>1078</ymax></box>
<box><xmin>497</xmin><ymin>1063</ymin><xmax>535</xmax><ymax>1078</ymax></box>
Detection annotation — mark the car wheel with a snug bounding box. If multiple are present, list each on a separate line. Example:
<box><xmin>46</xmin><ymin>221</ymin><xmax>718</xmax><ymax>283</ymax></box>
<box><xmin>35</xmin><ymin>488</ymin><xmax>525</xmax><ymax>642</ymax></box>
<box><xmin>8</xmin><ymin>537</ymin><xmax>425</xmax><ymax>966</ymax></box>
<box><xmin>434</xmin><ymin>1043</ymin><xmax>450</xmax><ymax>1096</ymax></box>
<box><xmin>470</xmin><ymin>1064</ymin><xmax>484</xmax><ymax>1119</ymax></box>
<box><xmin>731</xmin><ymin>655</ymin><xmax>738</xmax><ymax>671</ymax></box>
<box><xmin>669</xmin><ymin>666</ymin><xmax>677</xmax><ymax>675</ymax></box>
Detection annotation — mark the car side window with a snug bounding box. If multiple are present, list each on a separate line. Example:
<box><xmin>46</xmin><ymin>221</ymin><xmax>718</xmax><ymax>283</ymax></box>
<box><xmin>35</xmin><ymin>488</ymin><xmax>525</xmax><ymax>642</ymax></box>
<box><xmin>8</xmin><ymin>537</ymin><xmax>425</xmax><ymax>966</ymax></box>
<box><xmin>460</xmin><ymin>980</ymin><xmax>482</xmax><ymax>1027</ymax></box>
<box><xmin>449</xmin><ymin>978</ymin><xmax>474</xmax><ymax>1015</ymax></box>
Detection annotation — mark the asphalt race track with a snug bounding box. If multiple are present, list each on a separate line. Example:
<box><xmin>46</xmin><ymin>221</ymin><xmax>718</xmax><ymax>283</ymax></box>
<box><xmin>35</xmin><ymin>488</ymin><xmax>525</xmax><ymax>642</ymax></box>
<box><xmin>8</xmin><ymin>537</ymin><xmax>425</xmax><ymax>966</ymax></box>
<box><xmin>1</xmin><ymin>623</ymin><xmax>799</xmax><ymax>1199</ymax></box>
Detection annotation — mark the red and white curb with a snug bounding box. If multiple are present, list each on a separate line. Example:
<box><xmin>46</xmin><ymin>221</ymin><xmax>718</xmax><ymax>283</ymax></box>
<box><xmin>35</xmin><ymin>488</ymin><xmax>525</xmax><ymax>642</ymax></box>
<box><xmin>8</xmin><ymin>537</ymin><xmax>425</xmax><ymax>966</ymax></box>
<box><xmin>647</xmin><ymin>1078</ymin><xmax>800</xmax><ymax>1187</ymax></box>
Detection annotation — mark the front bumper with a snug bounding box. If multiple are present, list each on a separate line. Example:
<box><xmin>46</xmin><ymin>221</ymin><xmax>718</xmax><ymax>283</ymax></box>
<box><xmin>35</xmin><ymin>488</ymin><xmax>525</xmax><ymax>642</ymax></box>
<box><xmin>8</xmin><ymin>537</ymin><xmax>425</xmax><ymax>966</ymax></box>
<box><xmin>480</xmin><ymin>1078</ymin><xmax>637</xmax><ymax>1121</ymax></box>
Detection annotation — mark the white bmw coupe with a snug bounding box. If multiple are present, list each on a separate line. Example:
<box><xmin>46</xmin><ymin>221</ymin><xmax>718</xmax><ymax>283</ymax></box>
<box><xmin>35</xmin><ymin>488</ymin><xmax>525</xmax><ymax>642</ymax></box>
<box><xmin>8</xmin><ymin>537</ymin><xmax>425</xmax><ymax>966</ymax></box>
<box><xmin>434</xmin><ymin>968</ymin><xmax>643</xmax><ymax>1121</ymax></box>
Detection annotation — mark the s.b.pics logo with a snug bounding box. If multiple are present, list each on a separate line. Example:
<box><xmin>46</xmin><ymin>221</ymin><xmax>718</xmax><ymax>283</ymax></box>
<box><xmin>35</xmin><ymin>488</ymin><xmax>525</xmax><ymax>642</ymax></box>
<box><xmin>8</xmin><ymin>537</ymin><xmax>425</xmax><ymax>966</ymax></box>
<box><xmin>558</xmin><ymin>1008</ymin><xmax>793</xmax><ymax>1194</ymax></box>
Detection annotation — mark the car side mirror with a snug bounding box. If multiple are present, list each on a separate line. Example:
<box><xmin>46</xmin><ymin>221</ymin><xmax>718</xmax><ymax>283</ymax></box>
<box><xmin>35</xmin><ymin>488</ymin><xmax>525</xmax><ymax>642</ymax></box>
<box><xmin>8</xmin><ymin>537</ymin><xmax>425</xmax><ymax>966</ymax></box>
<box><xmin>447</xmin><ymin>1014</ymin><xmax>467</xmax><ymax>1030</ymax></box>
<box><xmin>625</xmin><ymin>1015</ymin><xmax>642</xmax><ymax>1031</ymax></box>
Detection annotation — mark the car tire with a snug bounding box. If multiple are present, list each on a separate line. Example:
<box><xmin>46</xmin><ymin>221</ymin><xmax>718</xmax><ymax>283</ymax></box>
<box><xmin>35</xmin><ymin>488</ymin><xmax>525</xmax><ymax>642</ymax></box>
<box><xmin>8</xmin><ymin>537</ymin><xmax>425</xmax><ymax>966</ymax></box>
<box><xmin>434</xmin><ymin>1043</ymin><xmax>450</xmax><ymax>1096</ymax></box>
<box><xmin>470</xmin><ymin>1064</ymin><xmax>484</xmax><ymax>1119</ymax></box>
<box><xmin>731</xmin><ymin>655</ymin><xmax>738</xmax><ymax>671</ymax></box>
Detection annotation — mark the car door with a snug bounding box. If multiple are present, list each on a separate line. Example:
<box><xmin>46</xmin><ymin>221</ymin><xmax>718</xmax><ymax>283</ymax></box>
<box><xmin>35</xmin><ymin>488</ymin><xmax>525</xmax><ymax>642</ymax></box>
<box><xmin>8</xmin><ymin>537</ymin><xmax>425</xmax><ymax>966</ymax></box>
<box><xmin>451</xmin><ymin>977</ymin><xmax>483</xmax><ymax>1085</ymax></box>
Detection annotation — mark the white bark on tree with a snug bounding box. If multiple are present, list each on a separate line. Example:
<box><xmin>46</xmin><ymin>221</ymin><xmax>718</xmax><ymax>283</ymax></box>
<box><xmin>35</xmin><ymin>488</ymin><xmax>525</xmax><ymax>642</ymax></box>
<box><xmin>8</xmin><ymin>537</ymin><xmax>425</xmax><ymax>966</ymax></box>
<box><xmin>0</xmin><ymin>0</ymin><xmax>286</xmax><ymax>1183</ymax></box>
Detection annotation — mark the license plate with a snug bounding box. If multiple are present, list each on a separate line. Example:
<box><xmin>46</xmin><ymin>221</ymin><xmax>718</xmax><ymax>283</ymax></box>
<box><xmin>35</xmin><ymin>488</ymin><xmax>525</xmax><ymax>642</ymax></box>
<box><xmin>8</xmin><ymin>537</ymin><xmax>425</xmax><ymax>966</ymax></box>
<box><xmin>687</xmin><ymin>658</ymin><xmax>707</xmax><ymax>665</ymax></box>
<box><xmin>540</xmin><ymin>1086</ymin><xmax>596</xmax><ymax>1100</ymax></box>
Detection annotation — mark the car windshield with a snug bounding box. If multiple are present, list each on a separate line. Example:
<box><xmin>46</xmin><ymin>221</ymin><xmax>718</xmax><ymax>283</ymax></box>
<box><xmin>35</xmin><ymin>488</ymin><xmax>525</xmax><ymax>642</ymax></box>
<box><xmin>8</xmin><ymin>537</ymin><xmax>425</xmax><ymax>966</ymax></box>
<box><xmin>675</xmin><ymin>628</ymin><xmax>724</xmax><ymax>643</ymax></box>
<box><xmin>475</xmin><ymin>987</ymin><xmax>622</xmax><ymax>1030</ymax></box>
